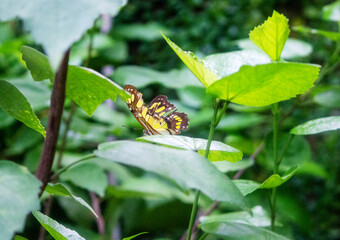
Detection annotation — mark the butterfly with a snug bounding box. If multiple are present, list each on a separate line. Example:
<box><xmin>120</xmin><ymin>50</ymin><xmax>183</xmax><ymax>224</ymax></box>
<box><xmin>124</xmin><ymin>84</ymin><xmax>189</xmax><ymax>135</ymax></box>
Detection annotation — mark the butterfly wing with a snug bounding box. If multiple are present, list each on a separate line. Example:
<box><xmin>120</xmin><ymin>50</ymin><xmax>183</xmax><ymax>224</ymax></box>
<box><xmin>147</xmin><ymin>95</ymin><xmax>175</xmax><ymax>117</ymax></box>
<box><xmin>164</xmin><ymin>111</ymin><xmax>189</xmax><ymax>134</ymax></box>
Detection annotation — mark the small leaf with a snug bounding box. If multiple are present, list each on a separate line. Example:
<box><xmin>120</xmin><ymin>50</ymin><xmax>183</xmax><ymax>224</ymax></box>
<box><xmin>290</xmin><ymin>116</ymin><xmax>340</xmax><ymax>135</ymax></box>
<box><xmin>249</xmin><ymin>11</ymin><xmax>290</xmax><ymax>61</ymax></box>
<box><xmin>233</xmin><ymin>179</ymin><xmax>261</xmax><ymax>196</ymax></box>
<box><xmin>33</xmin><ymin>211</ymin><xmax>85</xmax><ymax>240</ymax></box>
<box><xmin>0</xmin><ymin>161</ymin><xmax>41</xmax><ymax>240</ymax></box>
<box><xmin>67</xmin><ymin>66</ymin><xmax>130</xmax><ymax>116</ymax></box>
<box><xmin>201</xmin><ymin>222</ymin><xmax>289</xmax><ymax>240</ymax></box>
<box><xmin>259</xmin><ymin>166</ymin><xmax>299</xmax><ymax>189</ymax></box>
<box><xmin>21</xmin><ymin>46</ymin><xmax>54</xmax><ymax>82</ymax></box>
<box><xmin>45</xmin><ymin>183</ymin><xmax>98</xmax><ymax>218</ymax></box>
<box><xmin>59</xmin><ymin>163</ymin><xmax>108</xmax><ymax>197</ymax></box>
<box><xmin>294</xmin><ymin>26</ymin><xmax>340</xmax><ymax>41</ymax></box>
<box><xmin>95</xmin><ymin>141</ymin><xmax>247</xmax><ymax>209</ymax></box>
<box><xmin>206</xmin><ymin>62</ymin><xmax>320</xmax><ymax>106</ymax></box>
<box><xmin>137</xmin><ymin>135</ymin><xmax>243</xmax><ymax>163</ymax></box>
<box><xmin>322</xmin><ymin>1</ymin><xmax>340</xmax><ymax>21</ymax></box>
<box><xmin>162</xmin><ymin>33</ymin><xmax>218</xmax><ymax>87</ymax></box>
<box><xmin>0</xmin><ymin>80</ymin><xmax>46</xmax><ymax>137</ymax></box>
<box><xmin>122</xmin><ymin>232</ymin><xmax>148</xmax><ymax>240</ymax></box>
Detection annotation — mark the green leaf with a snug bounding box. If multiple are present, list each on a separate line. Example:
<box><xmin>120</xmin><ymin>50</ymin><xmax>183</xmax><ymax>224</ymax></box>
<box><xmin>249</xmin><ymin>11</ymin><xmax>290</xmax><ymax>61</ymax></box>
<box><xmin>67</xmin><ymin>66</ymin><xmax>130</xmax><ymax>116</ymax></box>
<box><xmin>59</xmin><ymin>163</ymin><xmax>108</xmax><ymax>197</ymax></box>
<box><xmin>113</xmin><ymin>65</ymin><xmax>202</xmax><ymax>89</ymax></box>
<box><xmin>45</xmin><ymin>183</ymin><xmax>98</xmax><ymax>218</ymax></box>
<box><xmin>114</xmin><ymin>22</ymin><xmax>170</xmax><ymax>41</ymax></box>
<box><xmin>322</xmin><ymin>1</ymin><xmax>340</xmax><ymax>21</ymax></box>
<box><xmin>206</xmin><ymin>62</ymin><xmax>320</xmax><ymax>106</ymax></box>
<box><xmin>313</xmin><ymin>87</ymin><xmax>340</xmax><ymax>108</ymax></box>
<box><xmin>233</xmin><ymin>179</ymin><xmax>261</xmax><ymax>196</ymax></box>
<box><xmin>290</xmin><ymin>116</ymin><xmax>340</xmax><ymax>135</ymax></box>
<box><xmin>137</xmin><ymin>135</ymin><xmax>243</xmax><ymax>163</ymax></box>
<box><xmin>0</xmin><ymin>0</ymin><xmax>127</xmax><ymax>68</ymax></box>
<box><xmin>0</xmin><ymin>161</ymin><xmax>41</xmax><ymax>240</ymax></box>
<box><xmin>14</xmin><ymin>236</ymin><xmax>29</xmax><ymax>240</ymax></box>
<box><xmin>201</xmin><ymin>206</ymin><xmax>271</xmax><ymax>227</ymax></box>
<box><xmin>217</xmin><ymin>113</ymin><xmax>265</xmax><ymax>131</ymax></box>
<box><xmin>162</xmin><ymin>33</ymin><xmax>218</xmax><ymax>87</ymax></box>
<box><xmin>0</xmin><ymin>80</ymin><xmax>46</xmax><ymax>137</ymax></box>
<box><xmin>95</xmin><ymin>141</ymin><xmax>247</xmax><ymax>209</ymax></box>
<box><xmin>236</xmin><ymin>38</ymin><xmax>313</xmax><ymax>59</ymax></box>
<box><xmin>297</xmin><ymin>161</ymin><xmax>328</xmax><ymax>179</ymax></box>
<box><xmin>213</xmin><ymin>159</ymin><xmax>254</xmax><ymax>173</ymax></box>
<box><xmin>294</xmin><ymin>26</ymin><xmax>340</xmax><ymax>41</ymax></box>
<box><xmin>259</xmin><ymin>166</ymin><xmax>299</xmax><ymax>189</ymax></box>
<box><xmin>33</xmin><ymin>211</ymin><xmax>85</xmax><ymax>240</ymax></box>
<box><xmin>21</xmin><ymin>46</ymin><xmax>54</xmax><ymax>82</ymax></box>
<box><xmin>122</xmin><ymin>232</ymin><xmax>148</xmax><ymax>240</ymax></box>
<box><xmin>201</xmin><ymin>222</ymin><xmax>289</xmax><ymax>240</ymax></box>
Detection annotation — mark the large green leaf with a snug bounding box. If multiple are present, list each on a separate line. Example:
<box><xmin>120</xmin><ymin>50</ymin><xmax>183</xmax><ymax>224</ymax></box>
<box><xmin>21</xmin><ymin>46</ymin><xmax>54</xmax><ymax>82</ymax></box>
<box><xmin>249</xmin><ymin>11</ymin><xmax>290</xmax><ymax>61</ymax></box>
<box><xmin>67</xmin><ymin>65</ymin><xmax>130</xmax><ymax>116</ymax></box>
<box><xmin>0</xmin><ymin>0</ymin><xmax>127</xmax><ymax>68</ymax></box>
<box><xmin>322</xmin><ymin>1</ymin><xmax>340</xmax><ymax>21</ymax></box>
<box><xmin>206</xmin><ymin>62</ymin><xmax>320</xmax><ymax>106</ymax></box>
<box><xmin>137</xmin><ymin>135</ymin><xmax>243</xmax><ymax>163</ymax></box>
<box><xmin>236</xmin><ymin>38</ymin><xmax>313</xmax><ymax>59</ymax></box>
<box><xmin>162</xmin><ymin>33</ymin><xmax>218</xmax><ymax>87</ymax></box>
<box><xmin>201</xmin><ymin>222</ymin><xmax>289</xmax><ymax>240</ymax></box>
<box><xmin>33</xmin><ymin>211</ymin><xmax>85</xmax><ymax>240</ymax></box>
<box><xmin>0</xmin><ymin>161</ymin><xmax>41</xmax><ymax>240</ymax></box>
<box><xmin>290</xmin><ymin>116</ymin><xmax>340</xmax><ymax>135</ymax></box>
<box><xmin>232</xmin><ymin>180</ymin><xmax>261</xmax><ymax>196</ymax></box>
<box><xmin>59</xmin><ymin>163</ymin><xmax>108</xmax><ymax>197</ymax></box>
<box><xmin>0</xmin><ymin>80</ymin><xmax>45</xmax><ymax>137</ymax></box>
<box><xmin>45</xmin><ymin>183</ymin><xmax>98</xmax><ymax>218</ymax></box>
<box><xmin>94</xmin><ymin>141</ymin><xmax>247</xmax><ymax>209</ymax></box>
<box><xmin>294</xmin><ymin>26</ymin><xmax>340</xmax><ymax>41</ymax></box>
<box><xmin>113</xmin><ymin>65</ymin><xmax>202</xmax><ymax>89</ymax></box>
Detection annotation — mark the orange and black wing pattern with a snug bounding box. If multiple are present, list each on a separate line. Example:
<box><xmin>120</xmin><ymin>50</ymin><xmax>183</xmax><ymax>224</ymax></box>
<box><xmin>124</xmin><ymin>84</ymin><xmax>189</xmax><ymax>135</ymax></box>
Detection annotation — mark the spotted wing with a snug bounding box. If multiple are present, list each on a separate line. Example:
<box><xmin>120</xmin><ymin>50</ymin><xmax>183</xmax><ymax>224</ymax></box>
<box><xmin>147</xmin><ymin>95</ymin><xmax>176</xmax><ymax>117</ymax></box>
<box><xmin>164</xmin><ymin>111</ymin><xmax>189</xmax><ymax>134</ymax></box>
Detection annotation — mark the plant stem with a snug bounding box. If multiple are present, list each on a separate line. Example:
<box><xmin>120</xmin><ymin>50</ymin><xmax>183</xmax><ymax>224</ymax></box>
<box><xmin>270</xmin><ymin>103</ymin><xmax>279</xmax><ymax>231</ymax></box>
<box><xmin>35</xmin><ymin>49</ymin><xmax>70</xmax><ymax>196</ymax></box>
<box><xmin>197</xmin><ymin>233</ymin><xmax>208</xmax><ymax>240</ymax></box>
<box><xmin>185</xmin><ymin>100</ymin><xmax>224</xmax><ymax>240</ymax></box>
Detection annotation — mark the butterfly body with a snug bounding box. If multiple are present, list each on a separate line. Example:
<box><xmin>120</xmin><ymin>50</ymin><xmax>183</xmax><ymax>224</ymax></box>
<box><xmin>124</xmin><ymin>85</ymin><xmax>189</xmax><ymax>135</ymax></box>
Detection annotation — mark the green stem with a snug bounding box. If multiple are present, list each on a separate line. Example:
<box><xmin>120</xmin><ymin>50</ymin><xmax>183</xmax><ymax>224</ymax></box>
<box><xmin>51</xmin><ymin>153</ymin><xmax>95</xmax><ymax>180</ymax></box>
<box><xmin>186</xmin><ymin>100</ymin><xmax>222</xmax><ymax>240</ymax></box>
<box><xmin>197</xmin><ymin>233</ymin><xmax>208</xmax><ymax>240</ymax></box>
<box><xmin>271</xmin><ymin>103</ymin><xmax>279</xmax><ymax>231</ymax></box>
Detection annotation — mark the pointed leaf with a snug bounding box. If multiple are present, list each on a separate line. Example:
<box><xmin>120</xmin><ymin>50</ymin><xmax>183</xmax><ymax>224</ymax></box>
<box><xmin>206</xmin><ymin>62</ymin><xmax>320</xmax><ymax>106</ymax></box>
<box><xmin>322</xmin><ymin>1</ymin><xmax>340</xmax><ymax>21</ymax></box>
<box><xmin>33</xmin><ymin>211</ymin><xmax>85</xmax><ymax>240</ymax></box>
<box><xmin>201</xmin><ymin>222</ymin><xmax>289</xmax><ymax>240</ymax></box>
<box><xmin>0</xmin><ymin>161</ymin><xmax>41</xmax><ymax>240</ymax></box>
<box><xmin>21</xmin><ymin>46</ymin><xmax>54</xmax><ymax>82</ymax></box>
<box><xmin>45</xmin><ymin>183</ymin><xmax>98</xmax><ymax>218</ymax></box>
<box><xmin>122</xmin><ymin>232</ymin><xmax>148</xmax><ymax>240</ymax></box>
<box><xmin>94</xmin><ymin>141</ymin><xmax>247</xmax><ymax>209</ymax></box>
<box><xmin>162</xmin><ymin>33</ymin><xmax>218</xmax><ymax>87</ymax></box>
<box><xmin>137</xmin><ymin>135</ymin><xmax>243</xmax><ymax>163</ymax></box>
<box><xmin>259</xmin><ymin>166</ymin><xmax>299</xmax><ymax>189</ymax></box>
<box><xmin>67</xmin><ymin>66</ymin><xmax>130</xmax><ymax>116</ymax></box>
<box><xmin>249</xmin><ymin>11</ymin><xmax>290</xmax><ymax>61</ymax></box>
<box><xmin>290</xmin><ymin>116</ymin><xmax>340</xmax><ymax>135</ymax></box>
<box><xmin>0</xmin><ymin>80</ymin><xmax>45</xmax><ymax>137</ymax></box>
<box><xmin>0</xmin><ymin>0</ymin><xmax>127</xmax><ymax>68</ymax></box>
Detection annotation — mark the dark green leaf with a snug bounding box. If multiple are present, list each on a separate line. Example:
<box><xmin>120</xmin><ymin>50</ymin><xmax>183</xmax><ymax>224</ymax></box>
<box><xmin>290</xmin><ymin>116</ymin><xmax>340</xmax><ymax>135</ymax></box>
<box><xmin>0</xmin><ymin>161</ymin><xmax>41</xmax><ymax>240</ymax></box>
<box><xmin>45</xmin><ymin>183</ymin><xmax>98</xmax><ymax>218</ymax></box>
<box><xmin>0</xmin><ymin>80</ymin><xmax>45</xmax><ymax>137</ymax></box>
<box><xmin>67</xmin><ymin>66</ymin><xmax>130</xmax><ymax>116</ymax></box>
<box><xmin>206</xmin><ymin>62</ymin><xmax>320</xmax><ymax>106</ymax></box>
<box><xmin>33</xmin><ymin>211</ymin><xmax>85</xmax><ymax>240</ymax></box>
<box><xmin>21</xmin><ymin>46</ymin><xmax>54</xmax><ymax>82</ymax></box>
<box><xmin>137</xmin><ymin>135</ymin><xmax>243</xmax><ymax>163</ymax></box>
<box><xmin>122</xmin><ymin>232</ymin><xmax>148</xmax><ymax>240</ymax></box>
<box><xmin>249</xmin><ymin>11</ymin><xmax>290</xmax><ymax>61</ymax></box>
<box><xmin>95</xmin><ymin>141</ymin><xmax>247</xmax><ymax>209</ymax></box>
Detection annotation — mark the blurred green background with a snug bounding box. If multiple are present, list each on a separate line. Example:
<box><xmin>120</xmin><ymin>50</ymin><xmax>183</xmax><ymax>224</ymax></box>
<box><xmin>0</xmin><ymin>0</ymin><xmax>339</xmax><ymax>239</ymax></box>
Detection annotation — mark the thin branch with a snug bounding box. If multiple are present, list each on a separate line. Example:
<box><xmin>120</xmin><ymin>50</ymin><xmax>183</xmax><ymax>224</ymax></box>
<box><xmin>35</xmin><ymin>49</ymin><xmax>71</xmax><ymax>196</ymax></box>
<box><xmin>90</xmin><ymin>192</ymin><xmax>105</xmax><ymax>235</ymax></box>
